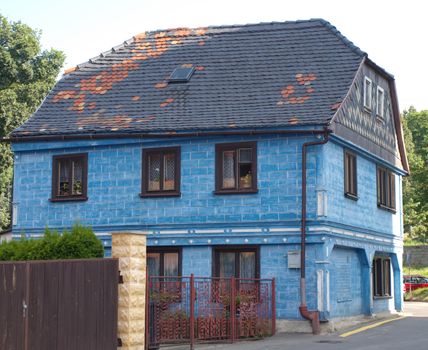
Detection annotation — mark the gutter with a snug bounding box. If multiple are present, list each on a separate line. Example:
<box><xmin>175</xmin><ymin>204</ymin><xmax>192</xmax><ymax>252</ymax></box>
<box><xmin>1</xmin><ymin>128</ymin><xmax>328</xmax><ymax>143</ymax></box>
<box><xmin>299</xmin><ymin>128</ymin><xmax>330</xmax><ymax>335</ymax></box>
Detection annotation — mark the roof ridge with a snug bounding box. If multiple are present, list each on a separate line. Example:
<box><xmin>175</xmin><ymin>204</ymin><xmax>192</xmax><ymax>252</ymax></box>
<box><xmin>63</xmin><ymin>19</ymin><xmax>332</xmax><ymax>75</ymax></box>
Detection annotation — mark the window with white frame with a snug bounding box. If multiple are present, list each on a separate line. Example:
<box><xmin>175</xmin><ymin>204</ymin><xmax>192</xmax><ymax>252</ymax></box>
<box><xmin>376</xmin><ymin>86</ymin><xmax>384</xmax><ymax>118</ymax></box>
<box><xmin>364</xmin><ymin>77</ymin><xmax>372</xmax><ymax>110</ymax></box>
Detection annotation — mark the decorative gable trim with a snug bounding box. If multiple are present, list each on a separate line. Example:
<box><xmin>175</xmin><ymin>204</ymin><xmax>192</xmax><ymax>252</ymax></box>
<box><xmin>330</xmin><ymin>56</ymin><xmax>409</xmax><ymax>173</ymax></box>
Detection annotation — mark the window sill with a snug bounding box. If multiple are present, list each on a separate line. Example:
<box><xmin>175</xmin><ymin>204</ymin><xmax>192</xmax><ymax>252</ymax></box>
<box><xmin>50</xmin><ymin>196</ymin><xmax>88</xmax><ymax>202</ymax></box>
<box><xmin>213</xmin><ymin>189</ymin><xmax>258</xmax><ymax>195</ymax></box>
<box><xmin>373</xmin><ymin>295</ymin><xmax>393</xmax><ymax>300</ymax></box>
<box><xmin>344</xmin><ymin>192</ymin><xmax>358</xmax><ymax>201</ymax></box>
<box><xmin>377</xmin><ymin>203</ymin><xmax>397</xmax><ymax>214</ymax></box>
<box><xmin>140</xmin><ymin>191</ymin><xmax>181</xmax><ymax>198</ymax></box>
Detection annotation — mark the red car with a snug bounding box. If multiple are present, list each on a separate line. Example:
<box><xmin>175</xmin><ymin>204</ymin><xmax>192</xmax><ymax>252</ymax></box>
<box><xmin>403</xmin><ymin>275</ymin><xmax>428</xmax><ymax>293</ymax></box>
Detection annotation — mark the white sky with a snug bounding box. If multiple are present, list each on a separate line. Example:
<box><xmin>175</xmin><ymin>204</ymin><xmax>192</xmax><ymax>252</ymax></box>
<box><xmin>1</xmin><ymin>0</ymin><xmax>427</xmax><ymax>111</ymax></box>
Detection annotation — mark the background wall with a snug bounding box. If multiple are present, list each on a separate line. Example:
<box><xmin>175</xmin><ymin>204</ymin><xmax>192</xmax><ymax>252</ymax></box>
<box><xmin>403</xmin><ymin>246</ymin><xmax>428</xmax><ymax>267</ymax></box>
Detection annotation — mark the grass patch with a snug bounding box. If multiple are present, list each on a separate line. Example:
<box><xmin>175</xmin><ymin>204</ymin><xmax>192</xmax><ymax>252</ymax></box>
<box><xmin>405</xmin><ymin>287</ymin><xmax>428</xmax><ymax>302</ymax></box>
<box><xmin>403</xmin><ymin>266</ymin><xmax>428</xmax><ymax>276</ymax></box>
<box><xmin>404</xmin><ymin>240</ymin><xmax>428</xmax><ymax>247</ymax></box>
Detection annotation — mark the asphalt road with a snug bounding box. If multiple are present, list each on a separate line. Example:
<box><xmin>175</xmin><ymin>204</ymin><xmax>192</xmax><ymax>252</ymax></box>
<box><xmin>188</xmin><ymin>302</ymin><xmax>428</xmax><ymax>350</ymax></box>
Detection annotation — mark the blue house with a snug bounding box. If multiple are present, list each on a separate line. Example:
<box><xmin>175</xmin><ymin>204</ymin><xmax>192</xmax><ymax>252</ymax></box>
<box><xmin>8</xmin><ymin>19</ymin><xmax>408</xmax><ymax>332</ymax></box>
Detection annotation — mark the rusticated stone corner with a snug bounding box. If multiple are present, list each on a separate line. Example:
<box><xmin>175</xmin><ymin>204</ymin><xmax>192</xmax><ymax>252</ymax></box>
<box><xmin>112</xmin><ymin>232</ymin><xmax>147</xmax><ymax>350</ymax></box>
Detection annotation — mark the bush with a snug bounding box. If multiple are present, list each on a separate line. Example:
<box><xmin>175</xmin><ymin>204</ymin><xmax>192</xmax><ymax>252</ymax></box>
<box><xmin>0</xmin><ymin>223</ymin><xmax>104</xmax><ymax>261</ymax></box>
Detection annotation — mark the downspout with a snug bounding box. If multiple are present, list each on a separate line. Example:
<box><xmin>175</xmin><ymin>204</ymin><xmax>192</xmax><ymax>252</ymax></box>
<box><xmin>299</xmin><ymin>129</ymin><xmax>330</xmax><ymax>335</ymax></box>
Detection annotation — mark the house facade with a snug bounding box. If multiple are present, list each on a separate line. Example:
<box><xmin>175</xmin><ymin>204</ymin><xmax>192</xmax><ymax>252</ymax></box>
<box><xmin>8</xmin><ymin>19</ymin><xmax>408</xmax><ymax>330</ymax></box>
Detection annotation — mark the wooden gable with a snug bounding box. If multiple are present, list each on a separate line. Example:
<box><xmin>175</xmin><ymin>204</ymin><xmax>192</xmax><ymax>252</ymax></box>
<box><xmin>331</xmin><ymin>59</ymin><xmax>408</xmax><ymax>172</ymax></box>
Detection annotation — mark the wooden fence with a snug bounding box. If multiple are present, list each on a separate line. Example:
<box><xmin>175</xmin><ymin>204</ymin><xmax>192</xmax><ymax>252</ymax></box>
<box><xmin>0</xmin><ymin>259</ymin><xmax>119</xmax><ymax>350</ymax></box>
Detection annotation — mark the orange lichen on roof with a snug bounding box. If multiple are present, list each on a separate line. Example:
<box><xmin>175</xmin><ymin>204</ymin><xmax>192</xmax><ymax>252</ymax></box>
<box><xmin>289</xmin><ymin>117</ymin><xmax>299</xmax><ymax>124</ymax></box>
<box><xmin>198</xmin><ymin>41</ymin><xmax>205</xmax><ymax>46</ymax></box>
<box><xmin>76</xmin><ymin>115</ymin><xmax>134</xmax><ymax>128</ymax></box>
<box><xmin>64</xmin><ymin>66</ymin><xmax>77</xmax><ymax>75</ymax></box>
<box><xmin>278</xmin><ymin>73</ymin><xmax>317</xmax><ymax>106</ymax></box>
<box><xmin>53</xmin><ymin>90</ymin><xmax>77</xmax><ymax>102</ymax></box>
<box><xmin>136</xmin><ymin>115</ymin><xmax>156</xmax><ymax>123</ymax></box>
<box><xmin>195</xmin><ymin>28</ymin><xmax>207</xmax><ymax>36</ymax></box>
<box><xmin>160</xmin><ymin>98</ymin><xmax>175</xmax><ymax>108</ymax></box>
<box><xmin>281</xmin><ymin>85</ymin><xmax>295</xmax><ymax>99</ymax></box>
<box><xmin>174</xmin><ymin>28</ymin><xmax>192</xmax><ymax>37</ymax></box>
<box><xmin>154</xmin><ymin>82</ymin><xmax>168</xmax><ymax>89</ymax></box>
<box><xmin>53</xmin><ymin>27</ymin><xmax>206</xmax><ymax>116</ymax></box>
<box><xmin>195</xmin><ymin>66</ymin><xmax>205</xmax><ymax>71</ymax></box>
<box><xmin>331</xmin><ymin>102</ymin><xmax>342</xmax><ymax>110</ymax></box>
<box><xmin>132</xmin><ymin>96</ymin><xmax>141</xmax><ymax>101</ymax></box>
<box><xmin>88</xmin><ymin>102</ymin><xmax>97</xmax><ymax>110</ymax></box>
<box><xmin>181</xmin><ymin>63</ymin><xmax>193</xmax><ymax>68</ymax></box>
<box><xmin>68</xmin><ymin>94</ymin><xmax>86</xmax><ymax>113</ymax></box>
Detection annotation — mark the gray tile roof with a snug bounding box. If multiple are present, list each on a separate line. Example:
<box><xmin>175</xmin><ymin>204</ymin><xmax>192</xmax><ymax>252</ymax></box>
<box><xmin>12</xmin><ymin>19</ymin><xmax>367</xmax><ymax>138</ymax></box>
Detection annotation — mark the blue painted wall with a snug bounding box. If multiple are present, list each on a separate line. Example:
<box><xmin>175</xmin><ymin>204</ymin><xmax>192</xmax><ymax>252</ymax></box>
<box><xmin>11</xmin><ymin>132</ymin><xmax>404</xmax><ymax>321</ymax></box>
<box><xmin>182</xmin><ymin>246</ymin><xmax>212</xmax><ymax>277</ymax></box>
<box><xmin>319</xmin><ymin>140</ymin><xmax>402</xmax><ymax>238</ymax></box>
<box><xmin>329</xmin><ymin>247</ymin><xmax>363</xmax><ymax>317</ymax></box>
<box><xmin>12</xmin><ymin>134</ymin><xmax>319</xmax><ymax>231</ymax></box>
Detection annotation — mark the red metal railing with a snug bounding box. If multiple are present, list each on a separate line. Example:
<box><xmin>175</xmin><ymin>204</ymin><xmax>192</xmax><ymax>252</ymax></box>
<box><xmin>146</xmin><ymin>275</ymin><xmax>275</xmax><ymax>349</ymax></box>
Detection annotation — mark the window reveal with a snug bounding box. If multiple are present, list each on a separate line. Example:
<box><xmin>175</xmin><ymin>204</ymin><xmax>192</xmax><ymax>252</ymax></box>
<box><xmin>215</xmin><ymin>142</ymin><xmax>257</xmax><ymax>194</ymax></box>
<box><xmin>51</xmin><ymin>153</ymin><xmax>88</xmax><ymax>201</ymax></box>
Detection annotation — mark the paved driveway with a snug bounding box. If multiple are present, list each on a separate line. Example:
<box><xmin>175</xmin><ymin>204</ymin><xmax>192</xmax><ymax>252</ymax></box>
<box><xmin>187</xmin><ymin>302</ymin><xmax>428</xmax><ymax>350</ymax></box>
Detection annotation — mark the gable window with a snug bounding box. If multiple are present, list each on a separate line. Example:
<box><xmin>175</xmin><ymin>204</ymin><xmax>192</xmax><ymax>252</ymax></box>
<box><xmin>372</xmin><ymin>257</ymin><xmax>391</xmax><ymax>298</ymax></box>
<box><xmin>363</xmin><ymin>77</ymin><xmax>372</xmax><ymax>110</ymax></box>
<box><xmin>141</xmin><ymin>147</ymin><xmax>180</xmax><ymax>197</ymax></box>
<box><xmin>51</xmin><ymin>153</ymin><xmax>88</xmax><ymax>201</ymax></box>
<box><xmin>213</xmin><ymin>247</ymin><xmax>259</xmax><ymax>279</ymax></box>
<box><xmin>376</xmin><ymin>86</ymin><xmax>385</xmax><ymax>118</ymax></box>
<box><xmin>376</xmin><ymin>166</ymin><xmax>396</xmax><ymax>211</ymax></box>
<box><xmin>215</xmin><ymin>142</ymin><xmax>257</xmax><ymax>194</ymax></box>
<box><xmin>344</xmin><ymin>151</ymin><xmax>357</xmax><ymax>199</ymax></box>
<box><xmin>147</xmin><ymin>247</ymin><xmax>181</xmax><ymax>277</ymax></box>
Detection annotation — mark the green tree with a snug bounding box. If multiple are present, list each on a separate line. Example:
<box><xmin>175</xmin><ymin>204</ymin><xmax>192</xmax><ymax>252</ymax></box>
<box><xmin>0</xmin><ymin>15</ymin><xmax>65</xmax><ymax>230</ymax></box>
<box><xmin>402</xmin><ymin>107</ymin><xmax>428</xmax><ymax>243</ymax></box>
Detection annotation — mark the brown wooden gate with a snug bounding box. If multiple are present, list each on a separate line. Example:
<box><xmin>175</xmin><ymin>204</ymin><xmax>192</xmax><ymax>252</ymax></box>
<box><xmin>0</xmin><ymin>259</ymin><xmax>118</xmax><ymax>350</ymax></box>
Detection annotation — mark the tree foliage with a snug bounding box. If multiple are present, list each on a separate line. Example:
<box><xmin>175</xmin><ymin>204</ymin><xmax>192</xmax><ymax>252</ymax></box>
<box><xmin>0</xmin><ymin>14</ymin><xmax>65</xmax><ymax>230</ymax></box>
<box><xmin>0</xmin><ymin>223</ymin><xmax>104</xmax><ymax>261</ymax></box>
<box><xmin>402</xmin><ymin>107</ymin><xmax>428</xmax><ymax>243</ymax></box>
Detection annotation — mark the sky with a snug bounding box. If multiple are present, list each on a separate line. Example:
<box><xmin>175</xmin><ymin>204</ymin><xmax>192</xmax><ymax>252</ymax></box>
<box><xmin>1</xmin><ymin>0</ymin><xmax>427</xmax><ymax>111</ymax></box>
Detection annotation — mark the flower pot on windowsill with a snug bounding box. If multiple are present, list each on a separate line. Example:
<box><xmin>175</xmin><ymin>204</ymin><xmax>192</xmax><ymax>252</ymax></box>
<box><xmin>239</xmin><ymin>176</ymin><xmax>252</xmax><ymax>188</ymax></box>
<box><xmin>223</xmin><ymin>179</ymin><xmax>235</xmax><ymax>189</ymax></box>
<box><xmin>149</xmin><ymin>180</ymin><xmax>160</xmax><ymax>191</ymax></box>
<box><xmin>164</xmin><ymin>179</ymin><xmax>175</xmax><ymax>191</ymax></box>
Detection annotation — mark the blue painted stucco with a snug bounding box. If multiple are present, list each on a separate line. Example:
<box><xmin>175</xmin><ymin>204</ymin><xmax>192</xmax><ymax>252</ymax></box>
<box><xmin>11</xmin><ymin>130</ymin><xmax>404</xmax><ymax>323</ymax></box>
<box><xmin>12</xmin><ymin>134</ymin><xmax>319</xmax><ymax>229</ymax></box>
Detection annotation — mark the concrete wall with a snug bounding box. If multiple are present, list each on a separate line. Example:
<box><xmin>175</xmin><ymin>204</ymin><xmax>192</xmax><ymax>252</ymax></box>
<box><xmin>403</xmin><ymin>246</ymin><xmax>428</xmax><ymax>267</ymax></box>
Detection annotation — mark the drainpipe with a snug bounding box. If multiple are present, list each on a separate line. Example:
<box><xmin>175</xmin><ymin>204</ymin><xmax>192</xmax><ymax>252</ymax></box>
<box><xmin>299</xmin><ymin>129</ymin><xmax>330</xmax><ymax>335</ymax></box>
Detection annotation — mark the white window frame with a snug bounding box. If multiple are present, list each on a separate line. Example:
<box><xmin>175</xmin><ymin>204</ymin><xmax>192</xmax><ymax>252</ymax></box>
<box><xmin>376</xmin><ymin>86</ymin><xmax>385</xmax><ymax>118</ymax></box>
<box><xmin>364</xmin><ymin>77</ymin><xmax>372</xmax><ymax>110</ymax></box>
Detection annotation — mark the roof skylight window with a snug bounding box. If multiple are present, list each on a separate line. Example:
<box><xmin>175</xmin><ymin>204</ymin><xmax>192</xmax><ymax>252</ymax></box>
<box><xmin>169</xmin><ymin>66</ymin><xmax>195</xmax><ymax>83</ymax></box>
